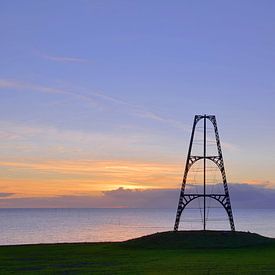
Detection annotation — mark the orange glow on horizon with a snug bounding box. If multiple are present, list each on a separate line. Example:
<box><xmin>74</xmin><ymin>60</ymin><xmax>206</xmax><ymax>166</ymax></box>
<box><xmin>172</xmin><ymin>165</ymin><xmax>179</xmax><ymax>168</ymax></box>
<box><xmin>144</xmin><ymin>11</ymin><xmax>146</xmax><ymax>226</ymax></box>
<box><xmin>1</xmin><ymin>159</ymin><xmax>273</xmax><ymax>200</ymax></box>
<box><xmin>0</xmin><ymin>159</ymin><xmax>183</xmax><ymax>198</ymax></box>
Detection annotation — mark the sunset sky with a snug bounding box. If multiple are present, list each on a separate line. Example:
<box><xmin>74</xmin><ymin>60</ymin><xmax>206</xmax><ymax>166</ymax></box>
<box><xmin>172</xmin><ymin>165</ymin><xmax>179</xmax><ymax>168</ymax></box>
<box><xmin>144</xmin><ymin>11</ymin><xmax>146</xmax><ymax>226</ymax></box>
<box><xmin>0</xmin><ymin>1</ymin><xmax>275</xmax><ymax>207</ymax></box>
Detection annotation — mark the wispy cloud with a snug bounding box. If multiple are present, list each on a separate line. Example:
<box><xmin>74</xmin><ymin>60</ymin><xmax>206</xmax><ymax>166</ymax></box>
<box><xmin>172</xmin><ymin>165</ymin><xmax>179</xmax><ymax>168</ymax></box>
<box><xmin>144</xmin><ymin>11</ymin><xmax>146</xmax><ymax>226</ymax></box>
<box><xmin>0</xmin><ymin>192</ymin><xmax>14</xmax><ymax>198</ymax></box>
<box><xmin>240</xmin><ymin>179</ymin><xmax>274</xmax><ymax>188</ymax></box>
<box><xmin>0</xmin><ymin>79</ymin><xmax>99</xmax><ymax>107</ymax></box>
<box><xmin>0</xmin><ymin>78</ymin><xmax>238</xmax><ymax>151</ymax></box>
<box><xmin>0</xmin><ymin>159</ymin><xmax>182</xmax><ymax>197</ymax></box>
<box><xmin>44</xmin><ymin>55</ymin><xmax>88</xmax><ymax>63</ymax></box>
<box><xmin>135</xmin><ymin>110</ymin><xmax>188</xmax><ymax>130</ymax></box>
<box><xmin>0</xmin><ymin>78</ymin><xmax>188</xmax><ymax>130</ymax></box>
<box><xmin>36</xmin><ymin>50</ymin><xmax>89</xmax><ymax>63</ymax></box>
<box><xmin>0</xmin><ymin>120</ymin><xmax>176</xmax><ymax>161</ymax></box>
<box><xmin>0</xmin><ymin>159</ymin><xmax>181</xmax><ymax>177</ymax></box>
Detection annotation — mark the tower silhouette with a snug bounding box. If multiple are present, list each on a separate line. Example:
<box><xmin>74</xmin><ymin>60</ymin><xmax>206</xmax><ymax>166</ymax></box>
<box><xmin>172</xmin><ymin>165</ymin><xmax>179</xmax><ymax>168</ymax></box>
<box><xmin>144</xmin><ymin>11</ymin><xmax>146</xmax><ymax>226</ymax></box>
<box><xmin>174</xmin><ymin>115</ymin><xmax>235</xmax><ymax>231</ymax></box>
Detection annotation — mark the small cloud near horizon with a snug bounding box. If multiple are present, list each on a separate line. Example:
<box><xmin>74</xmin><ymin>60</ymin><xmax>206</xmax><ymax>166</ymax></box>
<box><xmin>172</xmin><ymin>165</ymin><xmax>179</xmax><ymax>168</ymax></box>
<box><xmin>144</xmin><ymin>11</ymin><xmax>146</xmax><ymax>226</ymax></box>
<box><xmin>0</xmin><ymin>192</ymin><xmax>15</xmax><ymax>198</ymax></box>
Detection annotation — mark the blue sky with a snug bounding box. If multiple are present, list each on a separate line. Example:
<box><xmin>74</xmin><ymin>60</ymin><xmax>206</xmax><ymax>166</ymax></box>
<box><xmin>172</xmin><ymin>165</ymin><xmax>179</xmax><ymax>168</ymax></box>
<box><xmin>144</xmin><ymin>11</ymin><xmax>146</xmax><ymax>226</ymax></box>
<box><xmin>0</xmin><ymin>1</ymin><xmax>275</xmax><ymax>205</ymax></box>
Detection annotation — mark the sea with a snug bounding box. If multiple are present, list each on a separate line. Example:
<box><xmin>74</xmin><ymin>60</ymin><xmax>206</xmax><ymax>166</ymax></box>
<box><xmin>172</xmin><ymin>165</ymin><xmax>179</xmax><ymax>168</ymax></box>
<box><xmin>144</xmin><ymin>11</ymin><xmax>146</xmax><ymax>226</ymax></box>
<box><xmin>1</xmin><ymin>208</ymin><xmax>275</xmax><ymax>245</ymax></box>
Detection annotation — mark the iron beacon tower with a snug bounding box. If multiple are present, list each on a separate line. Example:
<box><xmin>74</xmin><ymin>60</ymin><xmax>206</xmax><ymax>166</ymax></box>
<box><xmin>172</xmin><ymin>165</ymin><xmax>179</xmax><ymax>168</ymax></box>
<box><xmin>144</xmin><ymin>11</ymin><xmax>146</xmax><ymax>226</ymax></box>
<box><xmin>174</xmin><ymin>115</ymin><xmax>235</xmax><ymax>231</ymax></box>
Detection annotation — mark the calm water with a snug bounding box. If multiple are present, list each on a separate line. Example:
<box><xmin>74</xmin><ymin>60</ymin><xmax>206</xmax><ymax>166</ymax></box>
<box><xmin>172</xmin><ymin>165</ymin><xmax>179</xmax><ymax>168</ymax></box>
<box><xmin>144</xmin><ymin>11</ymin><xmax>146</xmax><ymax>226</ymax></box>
<box><xmin>0</xmin><ymin>208</ymin><xmax>275</xmax><ymax>245</ymax></box>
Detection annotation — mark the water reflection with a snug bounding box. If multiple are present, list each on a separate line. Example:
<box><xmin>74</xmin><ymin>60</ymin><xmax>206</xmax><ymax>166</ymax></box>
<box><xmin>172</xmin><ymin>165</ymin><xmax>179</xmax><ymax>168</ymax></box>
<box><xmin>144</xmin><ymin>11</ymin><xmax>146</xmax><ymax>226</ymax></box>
<box><xmin>0</xmin><ymin>208</ymin><xmax>274</xmax><ymax>245</ymax></box>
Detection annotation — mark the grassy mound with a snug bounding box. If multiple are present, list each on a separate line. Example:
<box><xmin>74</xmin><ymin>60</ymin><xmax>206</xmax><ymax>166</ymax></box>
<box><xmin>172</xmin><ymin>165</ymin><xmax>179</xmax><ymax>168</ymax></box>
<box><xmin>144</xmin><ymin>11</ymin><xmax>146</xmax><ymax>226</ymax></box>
<box><xmin>1</xmin><ymin>231</ymin><xmax>275</xmax><ymax>273</ymax></box>
<box><xmin>123</xmin><ymin>230</ymin><xmax>275</xmax><ymax>249</ymax></box>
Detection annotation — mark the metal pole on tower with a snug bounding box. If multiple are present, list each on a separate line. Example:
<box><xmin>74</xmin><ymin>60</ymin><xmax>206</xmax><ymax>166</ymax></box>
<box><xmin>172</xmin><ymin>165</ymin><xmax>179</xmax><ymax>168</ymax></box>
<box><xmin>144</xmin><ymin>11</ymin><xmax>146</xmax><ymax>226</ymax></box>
<box><xmin>203</xmin><ymin>115</ymin><xmax>206</xmax><ymax>231</ymax></box>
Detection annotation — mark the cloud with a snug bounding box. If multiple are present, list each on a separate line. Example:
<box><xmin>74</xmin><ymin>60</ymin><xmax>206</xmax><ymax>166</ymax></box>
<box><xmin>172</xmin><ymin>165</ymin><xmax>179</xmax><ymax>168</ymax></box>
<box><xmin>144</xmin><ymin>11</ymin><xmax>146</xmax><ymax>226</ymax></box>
<box><xmin>0</xmin><ymin>159</ymin><xmax>182</xmax><ymax>197</ymax></box>
<box><xmin>0</xmin><ymin>78</ymin><xmax>238</xmax><ymax>151</ymax></box>
<box><xmin>0</xmin><ymin>119</ymin><xmax>181</xmax><ymax>167</ymax></box>
<box><xmin>36</xmin><ymin>50</ymin><xmax>89</xmax><ymax>63</ymax></box>
<box><xmin>229</xmin><ymin>183</ymin><xmax>275</xmax><ymax>208</ymax></box>
<box><xmin>1</xmin><ymin>183</ymin><xmax>274</xmax><ymax>208</ymax></box>
<box><xmin>134</xmin><ymin>110</ymin><xmax>188</xmax><ymax>130</ymax></box>
<box><xmin>101</xmin><ymin>183</ymin><xmax>275</xmax><ymax>209</ymax></box>
<box><xmin>0</xmin><ymin>192</ymin><xmax>14</xmax><ymax>198</ymax></box>
<box><xmin>0</xmin><ymin>78</ymin><xmax>190</xmax><ymax>131</ymax></box>
<box><xmin>43</xmin><ymin>55</ymin><xmax>88</xmax><ymax>63</ymax></box>
<box><xmin>0</xmin><ymin>188</ymin><xmax>179</xmax><ymax>208</ymax></box>
<box><xmin>0</xmin><ymin>79</ymin><xmax>99</xmax><ymax>108</ymax></box>
<box><xmin>241</xmin><ymin>179</ymin><xmax>274</xmax><ymax>187</ymax></box>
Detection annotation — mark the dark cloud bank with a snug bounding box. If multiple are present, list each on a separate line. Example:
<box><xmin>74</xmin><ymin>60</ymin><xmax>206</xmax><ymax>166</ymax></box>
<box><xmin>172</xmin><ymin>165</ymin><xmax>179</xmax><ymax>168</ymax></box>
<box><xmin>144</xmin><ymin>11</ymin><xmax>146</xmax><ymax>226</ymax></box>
<box><xmin>0</xmin><ymin>184</ymin><xmax>275</xmax><ymax>208</ymax></box>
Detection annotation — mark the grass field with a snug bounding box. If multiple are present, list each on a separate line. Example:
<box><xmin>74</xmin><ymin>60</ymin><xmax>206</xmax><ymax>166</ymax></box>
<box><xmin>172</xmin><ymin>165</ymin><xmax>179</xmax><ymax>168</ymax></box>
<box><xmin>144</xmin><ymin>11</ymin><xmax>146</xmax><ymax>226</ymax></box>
<box><xmin>0</xmin><ymin>231</ymin><xmax>275</xmax><ymax>274</ymax></box>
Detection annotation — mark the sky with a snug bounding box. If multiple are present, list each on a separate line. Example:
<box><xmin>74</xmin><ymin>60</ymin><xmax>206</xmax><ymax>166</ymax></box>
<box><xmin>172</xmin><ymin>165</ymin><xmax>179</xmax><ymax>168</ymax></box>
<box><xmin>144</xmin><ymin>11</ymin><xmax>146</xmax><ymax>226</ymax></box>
<box><xmin>0</xmin><ymin>0</ymin><xmax>275</xmax><ymax>208</ymax></box>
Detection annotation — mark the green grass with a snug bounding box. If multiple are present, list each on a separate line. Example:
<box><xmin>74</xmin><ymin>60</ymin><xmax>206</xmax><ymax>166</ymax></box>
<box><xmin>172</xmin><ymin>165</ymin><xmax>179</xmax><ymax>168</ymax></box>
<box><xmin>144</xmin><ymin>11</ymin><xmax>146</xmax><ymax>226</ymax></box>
<box><xmin>0</xmin><ymin>231</ymin><xmax>275</xmax><ymax>274</ymax></box>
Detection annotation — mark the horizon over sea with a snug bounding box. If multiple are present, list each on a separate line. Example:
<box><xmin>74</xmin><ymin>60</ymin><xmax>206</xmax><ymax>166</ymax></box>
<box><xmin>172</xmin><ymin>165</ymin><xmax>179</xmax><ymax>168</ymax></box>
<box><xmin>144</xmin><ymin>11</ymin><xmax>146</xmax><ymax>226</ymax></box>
<box><xmin>1</xmin><ymin>208</ymin><xmax>275</xmax><ymax>245</ymax></box>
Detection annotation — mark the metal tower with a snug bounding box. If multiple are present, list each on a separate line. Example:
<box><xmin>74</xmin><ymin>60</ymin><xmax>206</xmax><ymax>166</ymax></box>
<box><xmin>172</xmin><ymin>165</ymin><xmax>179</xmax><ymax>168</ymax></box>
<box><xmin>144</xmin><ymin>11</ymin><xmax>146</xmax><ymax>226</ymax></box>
<box><xmin>174</xmin><ymin>115</ymin><xmax>235</xmax><ymax>231</ymax></box>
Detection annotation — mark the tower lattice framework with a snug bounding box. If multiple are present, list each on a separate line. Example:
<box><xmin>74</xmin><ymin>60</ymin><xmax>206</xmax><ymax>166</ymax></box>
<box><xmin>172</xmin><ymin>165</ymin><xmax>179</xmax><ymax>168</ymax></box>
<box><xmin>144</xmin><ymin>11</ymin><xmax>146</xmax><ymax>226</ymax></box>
<box><xmin>174</xmin><ymin>115</ymin><xmax>235</xmax><ymax>231</ymax></box>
